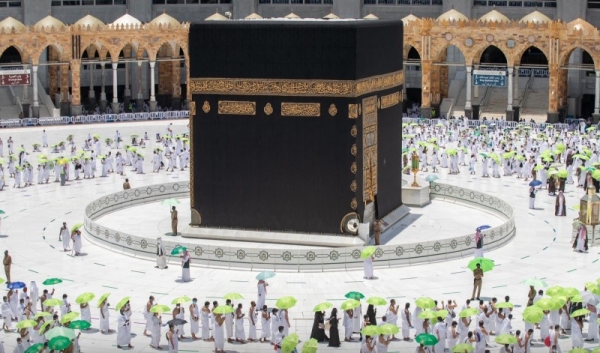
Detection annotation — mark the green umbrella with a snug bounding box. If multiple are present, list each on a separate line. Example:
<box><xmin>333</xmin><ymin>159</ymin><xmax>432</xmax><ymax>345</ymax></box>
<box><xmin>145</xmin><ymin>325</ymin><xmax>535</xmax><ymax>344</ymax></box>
<box><xmin>571</xmin><ymin>294</ymin><xmax>583</xmax><ymax>303</ymax></box>
<box><xmin>495</xmin><ymin>334</ymin><xmax>517</xmax><ymax>345</ymax></box>
<box><xmin>361</xmin><ymin>246</ymin><xmax>377</xmax><ymax>259</ymax></box>
<box><xmin>366</xmin><ymin>297</ymin><xmax>387</xmax><ymax>306</ymax></box>
<box><xmin>275</xmin><ymin>296</ymin><xmax>297</xmax><ymax>309</ymax></box>
<box><xmin>341</xmin><ymin>299</ymin><xmax>361</xmax><ymax>310</ymax></box>
<box><xmin>162</xmin><ymin>198</ymin><xmax>181</xmax><ymax>206</ymax></box>
<box><xmin>213</xmin><ymin>305</ymin><xmax>234</xmax><ymax>314</ymax></box>
<box><xmin>557</xmin><ymin>169</ymin><xmax>569</xmax><ymax>178</ymax></box>
<box><xmin>563</xmin><ymin>287</ymin><xmax>579</xmax><ymax>298</ymax></box>
<box><xmin>69</xmin><ymin>320</ymin><xmax>91</xmax><ymax>330</ymax></box>
<box><xmin>16</xmin><ymin>319</ymin><xmax>37</xmax><ymax>329</ymax></box>
<box><xmin>313</xmin><ymin>302</ymin><xmax>333</xmax><ymax>312</ymax></box>
<box><xmin>96</xmin><ymin>293</ymin><xmax>110</xmax><ymax>307</ymax></box>
<box><xmin>60</xmin><ymin>311</ymin><xmax>80</xmax><ymax>324</ymax></box>
<box><xmin>45</xmin><ymin>327</ymin><xmax>76</xmax><ymax>340</ymax></box>
<box><xmin>415</xmin><ymin>333</ymin><xmax>439</xmax><ymax>346</ymax></box>
<box><xmin>25</xmin><ymin>343</ymin><xmax>44</xmax><ymax>353</ymax></box>
<box><xmin>39</xmin><ymin>321</ymin><xmax>53</xmax><ymax>335</ymax></box>
<box><xmin>43</xmin><ymin>278</ymin><xmax>63</xmax><ymax>286</ymax></box>
<box><xmin>570</xmin><ymin>349</ymin><xmax>590</xmax><ymax>353</ymax></box>
<box><xmin>534</xmin><ymin>164</ymin><xmax>545</xmax><ymax>171</ymax></box>
<box><xmin>43</xmin><ymin>298</ymin><xmax>63</xmax><ymax>307</ymax></box>
<box><xmin>572</xmin><ymin>308</ymin><xmax>591</xmax><ymax>317</ymax></box>
<box><xmin>48</xmin><ymin>336</ymin><xmax>72</xmax><ymax>350</ymax></box>
<box><xmin>468</xmin><ymin>257</ymin><xmax>495</xmax><ymax>272</ymax></box>
<box><xmin>115</xmin><ymin>297</ymin><xmax>130</xmax><ymax>311</ymax></box>
<box><xmin>495</xmin><ymin>302</ymin><xmax>514</xmax><ymax>309</ymax></box>
<box><xmin>361</xmin><ymin>325</ymin><xmax>380</xmax><ymax>336</ymax></box>
<box><xmin>172</xmin><ymin>296</ymin><xmax>192</xmax><ymax>304</ymax></box>
<box><xmin>552</xmin><ymin>296</ymin><xmax>567</xmax><ymax>308</ymax></box>
<box><xmin>415</xmin><ymin>297</ymin><xmax>436</xmax><ymax>309</ymax></box>
<box><xmin>282</xmin><ymin>333</ymin><xmax>300</xmax><ymax>353</ymax></box>
<box><xmin>34</xmin><ymin>312</ymin><xmax>51</xmax><ymax>318</ymax></box>
<box><xmin>131</xmin><ymin>134</ymin><xmax>139</xmax><ymax>138</ymax></box>
<box><xmin>546</xmin><ymin>286</ymin><xmax>565</xmax><ymax>297</ymax></box>
<box><xmin>150</xmin><ymin>304</ymin><xmax>171</xmax><ymax>313</ymax></box>
<box><xmin>75</xmin><ymin>292</ymin><xmax>95</xmax><ymax>304</ymax></box>
<box><xmin>301</xmin><ymin>338</ymin><xmax>319</xmax><ymax>353</ymax></box>
<box><xmin>379</xmin><ymin>323</ymin><xmax>400</xmax><ymax>335</ymax></box>
<box><xmin>459</xmin><ymin>308</ymin><xmax>479</xmax><ymax>317</ymax></box>
<box><xmin>223</xmin><ymin>293</ymin><xmax>243</xmax><ymax>300</ymax></box>
<box><xmin>523</xmin><ymin>306</ymin><xmax>544</xmax><ymax>323</ymax></box>
<box><xmin>418</xmin><ymin>309</ymin><xmax>445</xmax><ymax>320</ymax></box>
<box><xmin>171</xmin><ymin>246</ymin><xmax>187</xmax><ymax>256</ymax></box>
<box><xmin>592</xmin><ymin>348</ymin><xmax>600</xmax><ymax>353</ymax></box>
<box><xmin>451</xmin><ymin>343</ymin><xmax>475</xmax><ymax>352</ymax></box>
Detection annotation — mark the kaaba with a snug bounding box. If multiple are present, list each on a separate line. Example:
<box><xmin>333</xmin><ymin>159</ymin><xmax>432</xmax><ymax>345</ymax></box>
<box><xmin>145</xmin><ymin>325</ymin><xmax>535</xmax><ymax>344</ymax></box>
<box><xmin>188</xmin><ymin>19</ymin><xmax>404</xmax><ymax>235</ymax></box>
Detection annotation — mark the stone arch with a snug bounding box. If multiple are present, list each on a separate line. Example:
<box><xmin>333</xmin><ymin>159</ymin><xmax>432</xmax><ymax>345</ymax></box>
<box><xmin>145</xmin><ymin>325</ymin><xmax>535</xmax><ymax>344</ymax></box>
<box><xmin>474</xmin><ymin>44</ymin><xmax>509</xmax><ymax>66</ymax></box>
<box><xmin>0</xmin><ymin>45</ymin><xmax>24</xmax><ymax>64</ymax></box>
<box><xmin>513</xmin><ymin>45</ymin><xmax>549</xmax><ymax>67</ymax></box>
<box><xmin>559</xmin><ymin>45</ymin><xmax>596</xmax><ymax>69</ymax></box>
<box><xmin>80</xmin><ymin>40</ymin><xmax>107</xmax><ymax>59</ymax></box>
<box><xmin>403</xmin><ymin>44</ymin><xmax>421</xmax><ymax>61</ymax></box>
<box><xmin>33</xmin><ymin>43</ymin><xmax>65</xmax><ymax>65</ymax></box>
<box><xmin>433</xmin><ymin>42</ymin><xmax>470</xmax><ymax>65</ymax></box>
<box><xmin>109</xmin><ymin>41</ymin><xmax>140</xmax><ymax>63</ymax></box>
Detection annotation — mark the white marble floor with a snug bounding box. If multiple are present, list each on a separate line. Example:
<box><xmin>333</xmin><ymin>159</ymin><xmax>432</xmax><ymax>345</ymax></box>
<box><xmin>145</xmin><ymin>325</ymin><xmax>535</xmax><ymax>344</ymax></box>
<box><xmin>0</xmin><ymin>122</ymin><xmax>597</xmax><ymax>353</ymax></box>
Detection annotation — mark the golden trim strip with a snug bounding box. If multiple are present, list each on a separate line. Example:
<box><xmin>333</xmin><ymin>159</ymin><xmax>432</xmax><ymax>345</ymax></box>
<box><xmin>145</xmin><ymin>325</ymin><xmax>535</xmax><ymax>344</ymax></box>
<box><xmin>218</xmin><ymin>101</ymin><xmax>256</xmax><ymax>115</ymax></box>
<box><xmin>281</xmin><ymin>103</ymin><xmax>321</xmax><ymax>117</ymax></box>
<box><xmin>381</xmin><ymin>91</ymin><xmax>401</xmax><ymax>109</ymax></box>
<box><xmin>189</xmin><ymin>70</ymin><xmax>403</xmax><ymax>98</ymax></box>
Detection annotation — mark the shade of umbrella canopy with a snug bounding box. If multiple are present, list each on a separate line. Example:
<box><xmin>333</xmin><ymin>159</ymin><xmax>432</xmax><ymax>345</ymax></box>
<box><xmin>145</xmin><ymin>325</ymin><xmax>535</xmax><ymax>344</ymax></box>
<box><xmin>48</xmin><ymin>336</ymin><xmax>72</xmax><ymax>350</ymax></box>
<box><xmin>223</xmin><ymin>293</ymin><xmax>243</xmax><ymax>300</ymax></box>
<box><xmin>213</xmin><ymin>305</ymin><xmax>234</xmax><ymax>314</ymax></box>
<box><xmin>379</xmin><ymin>323</ymin><xmax>400</xmax><ymax>335</ymax></box>
<box><xmin>546</xmin><ymin>286</ymin><xmax>565</xmax><ymax>297</ymax></box>
<box><xmin>345</xmin><ymin>291</ymin><xmax>365</xmax><ymax>300</ymax></box>
<box><xmin>557</xmin><ymin>169</ymin><xmax>569</xmax><ymax>178</ymax></box>
<box><xmin>276</xmin><ymin>296</ymin><xmax>297</xmax><ymax>310</ymax></box>
<box><xmin>571</xmin><ymin>294</ymin><xmax>584</xmax><ymax>303</ymax></box>
<box><xmin>514</xmin><ymin>155</ymin><xmax>526</xmax><ymax>161</ymax></box>
<box><xmin>170</xmin><ymin>246</ymin><xmax>186</xmax><ymax>256</ymax></box>
<box><xmin>43</xmin><ymin>278</ymin><xmax>63</xmax><ymax>286</ymax></box>
<box><xmin>45</xmin><ymin>327</ymin><xmax>76</xmax><ymax>340</ymax></box>
<box><xmin>459</xmin><ymin>308</ymin><xmax>479</xmax><ymax>317</ymax></box>
<box><xmin>366</xmin><ymin>297</ymin><xmax>387</xmax><ymax>306</ymax></box>
<box><xmin>341</xmin><ymin>299</ymin><xmax>361</xmax><ymax>310</ymax></box>
<box><xmin>476</xmin><ymin>225</ymin><xmax>491</xmax><ymax>232</ymax></box>
<box><xmin>533</xmin><ymin>164</ymin><xmax>545</xmax><ymax>171</ymax></box>
<box><xmin>502</xmin><ymin>152</ymin><xmax>515</xmax><ymax>159</ymax></box>
<box><xmin>553</xmin><ymin>296</ymin><xmax>567</xmax><ymax>308</ymax></box>
<box><xmin>360</xmin><ymin>246</ymin><xmax>377</xmax><ymax>259</ymax></box>
<box><xmin>529</xmin><ymin>180</ymin><xmax>542</xmax><ymax>187</ymax></box>
<box><xmin>172</xmin><ymin>296</ymin><xmax>192</xmax><ymax>304</ymax></box>
<box><xmin>301</xmin><ymin>338</ymin><xmax>318</xmax><ymax>353</ymax></box>
<box><xmin>569</xmin><ymin>349</ymin><xmax>590</xmax><ymax>353</ymax></box>
<box><xmin>60</xmin><ymin>312</ymin><xmax>80</xmax><ymax>323</ymax></box>
<box><xmin>468</xmin><ymin>257</ymin><xmax>495</xmax><ymax>272</ymax></box>
<box><xmin>479</xmin><ymin>152</ymin><xmax>489</xmax><ymax>158</ymax></box>
<box><xmin>256</xmin><ymin>271</ymin><xmax>275</xmax><ymax>280</ymax></box>
<box><xmin>150</xmin><ymin>305</ymin><xmax>171</xmax><ymax>313</ymax></box>
<box><xmin>535</xmin><ymin>298</ymin><xmax>558</xmax><ymax>311</ymax></box>
<box><xmin>43</xmin><ymin>298</ymin><xmax>63</xmax><ymax>307</ymax></box>
<box><xmin>24</xmin><ymin>343</ymin><xmax>44</xmax><ymax>353</ymax></box>
<box><xmin>34</xmin><ymin>312</ymin><xmax>51</xmax><ymax>318</ymax></box>
<box><xmin>7</xmin><ymin>282</ymin><xmax>26</xmax><ymax>289</ymax></box>
<box><xmin>415</xmin><ymin>333</ymin><xmax>439</xmax><ymax>346</ymax></box>
<box><xmin>96</xmin><ymin>293</ymin><xmax>110</xmax><ymax>307</ymax></box>
<box><xmin>282</xmin><ymin>333</ymin><xmax>300</xmax><ymax>353</ymax></box>
<box><xmin>425</xmin><ymin>175</ymin><xmax>439</xmax><ymax>182</ymax></box>
<box><xmin>313</xmin><ymin>302</ymin><xmax>333</xmax><ymax>312</ymax></box>
<box><xmin>563</xmin><ymin>287</ymin><xmax>579</xmax><ymax>298</ymax></box>
<box><xmin>75</xmin><ymin>292</ymin><xmax>95</xmax><ymax>304</ymax></box>
<box><xmin>70</xmin><ymin>223</ymin><xmax>83</xmax><ymax>232</ymax></box>
<box><xmin>415</xmin><ymin>297</ymin><xmax>436</xmax><ymax>309</ymax></box>
<box><xmin>495</xmin><ymin>302</ymin><xmax>514</xmax><ymax>309</ymax></box>
<box><xmin>16</xmin><ymin>319</ymin><xmax>37</xmax><ymax>329</ymax></box>
<box><xmin>490</xmin><ymin>153</ymin><xmax>501</xmax><ymax>165</ymax></box>
<box><xmin>451</xmin><ymin>343</ymin><xmax>475</xmax><ymax>352</ymax></box>
<box><xmin>115</xmin><ymin>297</ymin><xmax>130</xmax><ymax>311</ymax></box>
<box><xmin>69</xmin><ymin>320</ymin><xmax>91</xmax><ymax>330</ymax></box>
<box><xmin>167</xmin><ymin>318</ymin><xmax>187</xmax><ymax>326</ymax></box>
<box><xmin>161</xmin><ymin>198</ymin><xmax>181</xmax><ymax>206</ymax></box>
<box><xmin>592</xmin><ymin>347</ymin><xmax>600</xmax><ymax>353</ymax></box>
<box><xmin>361</xmin><ymin>325</ymin><xmax>380</xmax><ymax>336</ymax></box>
<box><xmin>593</xmin><ymin>170</ymin><xmax>600</xmax><ymax>181</ymax></box>
<box><xmin>571</xmin><ymin>308</ymin><xmax>591</xmax><ymax>317</ymax></box>
<box><xmin>495</xmin><ymin>334</ymin><xmax>517</xmax><ymax>345</ymax></box>
<box><xmin>523</xmin><ymin>306</ymin><xmax>544</xmax><ymax>323</ymax></box>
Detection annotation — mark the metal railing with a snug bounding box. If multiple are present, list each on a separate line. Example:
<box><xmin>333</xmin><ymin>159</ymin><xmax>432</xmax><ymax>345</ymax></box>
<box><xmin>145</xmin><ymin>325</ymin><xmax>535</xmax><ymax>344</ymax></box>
<box><xmin>0</xmin><ymin>110</ymin><xmax>190</xmax><ymax>128</ymax></box>
<box><xmin>402</xmin><ymin>117</ymin><xmax>568</xmax><ymax>130</ymax></box>
<box><xmin>521</xmin><ymin>70</ymin><xmax>535</xmax><ymax>108</ymax></box>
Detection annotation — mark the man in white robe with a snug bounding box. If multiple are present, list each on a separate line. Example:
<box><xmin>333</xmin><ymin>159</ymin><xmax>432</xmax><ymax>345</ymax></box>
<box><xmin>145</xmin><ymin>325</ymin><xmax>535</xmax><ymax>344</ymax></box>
<box><xmin>117</xmin><ymin>309</ymin><xmax>133</xmax><ymax>349</ymax></box>
<box><xmin>156</xmin><ymin>238</ymin><xmax>168</xmax><ymax>269</ymax></box>
<box><xmin>343</xmin><ymin>309</ymin><xmax>354</xmax><ymax>341</ymax></box>
<box><xmin>257</xmin><ymin>280</ymin><xmax>267</xmax><ymax>310</ymax></box>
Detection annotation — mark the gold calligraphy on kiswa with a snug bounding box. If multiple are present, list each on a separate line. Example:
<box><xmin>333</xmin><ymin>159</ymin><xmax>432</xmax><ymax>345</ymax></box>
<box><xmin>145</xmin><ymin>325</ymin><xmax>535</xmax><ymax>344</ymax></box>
<box><xmin>218</xmin><ymin>101</ymin><xmax>256</xmax><ymax>116</ymax></box>
<box><xmin>362</xmin><ymin>96</ymin><xmax>378</xmax><ymax>202</ymax></box>
<box><xmin>381</xmin><ymin>91</ymin><xmax>401</xmax><ymax>109</ymax></box>
<box><xmin>281</xmin><ymin>103</ymin><xmax>321</xmax><ymax>117</ymax></box>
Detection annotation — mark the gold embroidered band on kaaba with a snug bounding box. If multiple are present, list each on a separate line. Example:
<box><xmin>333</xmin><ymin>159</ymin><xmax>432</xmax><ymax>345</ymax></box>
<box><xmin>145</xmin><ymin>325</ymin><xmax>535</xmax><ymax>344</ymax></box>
<box><xmin>190</xmin><ymin>70</ymin><xmax>403</xmax><ymax>98</ymax></box>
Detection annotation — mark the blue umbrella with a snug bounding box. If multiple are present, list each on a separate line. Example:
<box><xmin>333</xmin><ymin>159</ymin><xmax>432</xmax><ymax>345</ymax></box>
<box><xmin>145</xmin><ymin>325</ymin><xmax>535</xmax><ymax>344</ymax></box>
<box><xmin>7</xmin><ymin>282</ymin><xmax>25</xmax><ymax>289</ymax></box>
<box><xmin>476</xmin><ymin>225</ymin><xmax>491</xmax><ymax>232</ymax></box>
<box><xmin>425</xmin><ymin>175</ymin><xmax>439</xmax><ymax>182</ymax></box>
<box><xmin>256</xmin><ymin>271</ymin><xmax>276</xmax><ymax>280</ymax></box>
<box><xmin>529</xmin><ymin>180</ymin><xmax>542</xmax><ymax>187</ymax></box>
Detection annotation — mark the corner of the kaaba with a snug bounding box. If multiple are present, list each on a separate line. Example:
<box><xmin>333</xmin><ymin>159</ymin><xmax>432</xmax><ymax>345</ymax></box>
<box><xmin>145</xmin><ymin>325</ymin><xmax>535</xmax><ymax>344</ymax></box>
<box><xmin>188</xmin><ymin>19</ymin><xmax>404</xmax><ymax>236</ymax></box>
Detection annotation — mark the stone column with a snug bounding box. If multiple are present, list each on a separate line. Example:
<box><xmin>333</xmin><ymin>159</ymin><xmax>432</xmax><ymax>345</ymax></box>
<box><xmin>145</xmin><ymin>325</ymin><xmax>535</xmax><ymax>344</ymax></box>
<box><xmin>88</xmin><ymin>62</ymin><xmax>95</xmax><ymax>108</ymax></box>
<box><xmin>99</xmin><ymin>62</ymin><xmax>107</xmax><ymax>113</ymax></box>
<box><xmin>594</xmin><ymin>70</ymin><xmax>600</xmax><ymax>123</ymax></box>
<box><xmin>49</xmin><ymin>65</ymin><xmax>58</xmax><ymax>98</ymax></box>
<box><xmin>124</xmin><ymin>62</ymin><xmax>131</xmax><ymax>111</ymax></box>
<box><xmin>420</xmin><ymin>60</ymin><xmax>432</xmax><ymax>119</ymax></box>
<box><xmin>59</xmin><ymin>64</ymin><xmax>70</xmax><ymax>116</ymax></box>
<box><xmin>402</xmin><ymin>62</ymin><xmax>407</xmax><ymax>102</ymax></box>
<box><xmin>465</xmin><ymin>66</ymin><xmax>472</xmax><ymax>118</ymax></box>
<box><xmin>32</xmin><ymin>65</ymin><xmax>39</xmax><ymax>118</ymax></box>
<box><xmin>70</xmin><ymin>60</ymin><xmax>82</xmax><ymax>116</ymax></box>
<box><xmin>473</xmin><ymin>64</ymin><xmax>479</xmax><ymax>100</ymax></box>
<box><xmin>547</xmin><ymin>64</ymin><xmax>560</xmax><ymax>123</ymax></box>
<box><xmin>514</xmin><ymin>66</ymin><xmax>520</xmax><ymax>104</ymax></box>
<box><xmin>111</xmin><ymin>62</ymin><xmax>120</xmax><ymax>113</ymax></box>
<box><xmin>506</xmin><ymin>67</ymin><xmax>514</xmax><ymax>121</ymax></box>
<box><xmin>136</xmin><ymin>60</ymin><xmax>144</xmax><ymax>112</ymax></box>
<box><xmin>171</xmin><ymin>60</ymin><xmax>181</xmax><ymax>110</ymax></box>
<box><xmin>149</xmin><ymin>60</ymin><xmax>157</xmax><ymax>112</ymax></box>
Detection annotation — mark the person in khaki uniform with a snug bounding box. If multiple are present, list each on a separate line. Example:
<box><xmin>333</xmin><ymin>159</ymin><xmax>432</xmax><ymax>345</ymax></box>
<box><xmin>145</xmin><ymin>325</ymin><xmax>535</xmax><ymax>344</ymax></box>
<box><xmin>471</xmin><ymin>263</ymin><xmax>483</xmax><ymax>300</ymax></box>
<box><xmin>171</xmin><ymin>206</ymin><xmax>178</xmax><ymax>236</ymax></box>
<box><xmin>3</xmin><ymin>251</ymin><xmax>11</xmax><ymax>284</ymax></box>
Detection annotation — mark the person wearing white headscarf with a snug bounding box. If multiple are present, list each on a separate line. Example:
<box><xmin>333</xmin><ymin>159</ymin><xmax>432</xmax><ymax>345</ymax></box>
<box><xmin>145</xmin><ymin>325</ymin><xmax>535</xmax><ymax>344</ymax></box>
<box><xmin>156</xmin><ymin>238</ymin><xmax>167</xmax><ymax>269</ymax></box>
<box><xmin>29</xmin><ymin>282</ymin><xmax>38</xmax><ymax>315</ymax></box>
<box><xmin>181</xmin><ymin>250</ymin><xmax>191</xmax><ymax>282</ymax></box>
